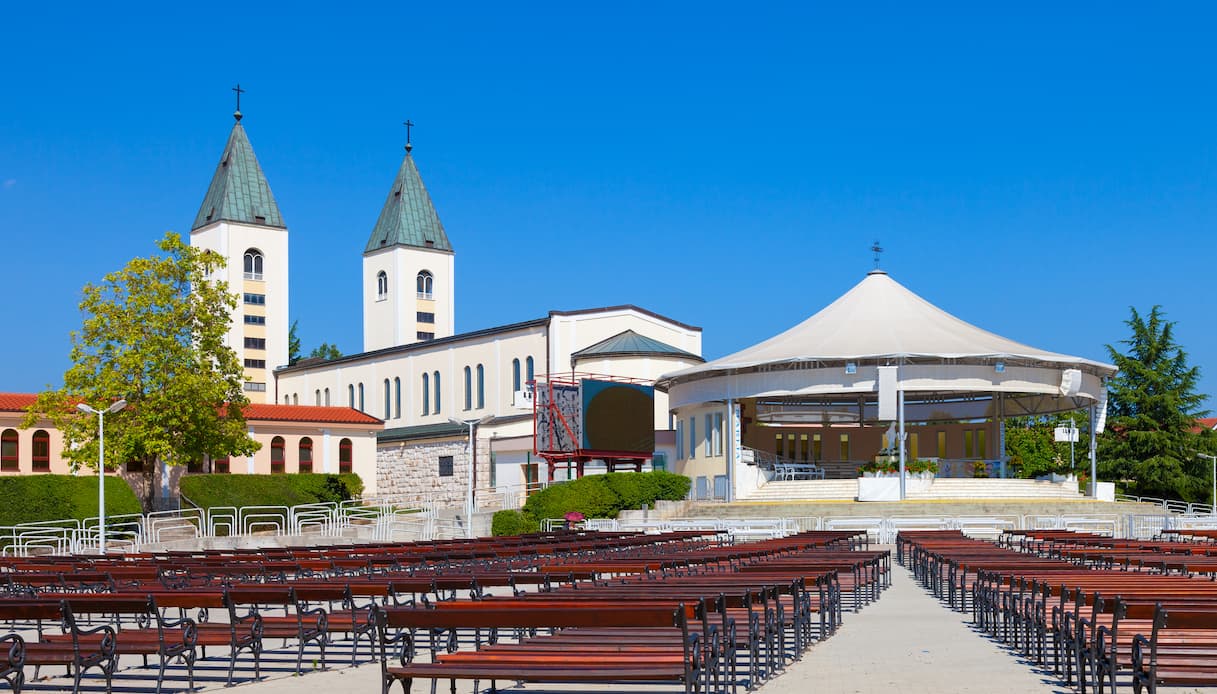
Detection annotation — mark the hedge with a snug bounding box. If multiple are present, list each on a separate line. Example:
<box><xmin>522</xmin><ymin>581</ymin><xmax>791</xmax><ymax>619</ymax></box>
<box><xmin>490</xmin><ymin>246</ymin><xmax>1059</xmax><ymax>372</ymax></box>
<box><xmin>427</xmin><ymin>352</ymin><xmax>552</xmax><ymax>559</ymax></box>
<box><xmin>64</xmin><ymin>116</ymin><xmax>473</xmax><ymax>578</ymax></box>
<box><xmin>0</xmin><ymin>475</ymin><xmax>142</xmax><ymax>526</ymax></box>
<box><xmin>491</xmin><ymin>471</ymin><xmax>691</xmax><ymax>536</ymax></box>
<box><xmin>179</xmin><ymin>473</ymin><xmax>365</xmax><ymax>511</ymax></box>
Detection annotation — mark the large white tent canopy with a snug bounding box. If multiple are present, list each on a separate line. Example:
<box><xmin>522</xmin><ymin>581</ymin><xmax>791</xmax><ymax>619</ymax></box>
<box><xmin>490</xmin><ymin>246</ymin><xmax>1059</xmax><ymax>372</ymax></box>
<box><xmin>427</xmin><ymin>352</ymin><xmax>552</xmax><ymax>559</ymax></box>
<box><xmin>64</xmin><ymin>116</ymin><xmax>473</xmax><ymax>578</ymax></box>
<box><xmin>657</xmin><ymin>270</ymin><xmax>1117</xmax><ymax>423</ymax></box>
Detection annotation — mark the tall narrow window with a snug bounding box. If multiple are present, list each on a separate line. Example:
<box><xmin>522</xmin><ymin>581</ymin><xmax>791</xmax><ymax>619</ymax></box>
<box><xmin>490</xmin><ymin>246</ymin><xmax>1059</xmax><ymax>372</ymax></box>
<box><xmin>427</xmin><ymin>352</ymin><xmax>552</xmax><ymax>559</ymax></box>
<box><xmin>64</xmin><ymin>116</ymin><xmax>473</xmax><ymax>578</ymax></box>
<box><xmin>463</xmin><ymin>366</ymin><xmax>472</xmax><ymax>410</ymax></box>
<box><xmin>422</xmin><ymin>373</ymin><xmax>430</xmax><ymax>415</ymax></box>
<box><xmin>675</xmin><ymin>420</ymin><xmax>685</xmax><ymax>460</ymax></box>
<box><xmin>714</xmin><ymin>413</ymin><xmax>724</xmax><ymax>457</ymax></box>
<box><xmin>964</xmin><ymin>430</ymin><xmax>975</xmax><ymax>458</ymax></box>
<box><xmin>799</xmin><ymin>434</ymin><xmax>809</xmax><ymax>461</ymax></box>
<box><xmin>292</xmin><ymin>393</ymin><xmax>298</xmax><ymax>405</ymax></box>
<box><xmin>909</xmin><ymin>432</ymin><xmax>920</xmax><ymax>460</ymax></box>
<box><xmin>358</xmin><ymin>383</ymin><xmax>365</xmax><ymax>412</ymax></box>
<box><xmin>384</xmin><ymin>379</ymin><xmax>391</xmax><ymax>419</ymax></box>
<box><xmin>339</xmin><ymin>438</ymin><xmax>352</xmax><ymax>473</ymax></box>
<box><xmin>416</xmin><ymin>271</ymin><xmax>433</xmax><ymax>299</ymax></box>
<box><xmin>976</xmin><ymin>429</ymin><xmax>987</xmax><ymax>458</ymax></box>
<box><xmin>324</xmin><ymin>388</ymin><xmax>330</xmax><ymax>407</ymax></box>
<box><xmin>689</xmin><ymin>417</ymin><xmax>697</xmax><ymax>459</ymax></box>
<box><xmin>348</xmin><ymin>384</ymin><xmax>355</xmax><ymax>408</ymax></box>
<box><xmin>0</xmin><ymin>430</ymin><xmax>18</xmax><ymax>471</ymax></box>
<box><xmin>512</xmin><ymin>358</ymin><xmax>521</xmax><ymax>391</ymax></box>
<box><xmin>812</xmin><ymin>434</ymin><xmax>822</xmax><ymax>461</ymax></box>
<box><xmin>298</xmin><ymin>437</ymin><xmax>313</xmax><ymax>473</ymax></box>
<box><xmin>704</xmin><ymin>414</ymin><xmax>713</xmax><ymax>456</ymax></box>
<box><xmin>243</xmin><ymin>248</ymin><xmax>264</xmax><ymax>280</ymax></box>
<box><xmin>394</xmin><ymin>377</ymin><xmax>401</xmax><ymax>418</ymax></box>
<box><xmin>433</xmin><ymin>371</ymin><xmax>441</xmax><ymax>414</ymax></box>
<box><xmin>937</xmin><ymin>431</ymin><xmax>947</xmax><ymax>459</ymax></box>
<box><xmin>774</xmin><ymin>433</ymin><xmax>784</xmax><ymax>458</ymax></box>
<box><xmin>315</xmin><ymin>389</ymin><xmax>321</xmax><ymax>406</ymax></box>
<box><xmin>32</xmin><ymin>430</ymin><xmax>50</xmax><ymax>472</ymax></box>
<box><xmin>839</xmin><ymin>434</ymin><xmax>851</xmax><ymax>461</ymax></box>
<box><xmin>526</xmin><ymin>356</ymin><xmax>535</xmax><ymax>383</ymax></box>
<box><xmin>270</xmin><ymin>436</ymin><xmax>285</xmax><ymax>474</ymax></box>
<box><xmin>476</xmin><ymin>364</ymin><xmax>485</xmax><ymax>409</ymax></box>
<box><xmin>376</xmin><ymin>271</ymin><xmax>388</xmax><ymax>301</ymax></box>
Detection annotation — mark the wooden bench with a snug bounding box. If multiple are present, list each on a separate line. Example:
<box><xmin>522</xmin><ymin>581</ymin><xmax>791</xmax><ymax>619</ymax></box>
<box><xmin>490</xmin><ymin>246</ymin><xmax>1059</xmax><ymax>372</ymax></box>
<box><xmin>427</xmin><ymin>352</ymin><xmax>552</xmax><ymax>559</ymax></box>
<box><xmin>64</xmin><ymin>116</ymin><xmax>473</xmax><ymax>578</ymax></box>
<box><xmin>0</xmin><ymin>599</ymin><xmax>116</xmax><ymax>694</ymax></box>
<box><xmin>376</xmin><ymin>602</ymin><xmax>711</xmax><ymax>694</ymax></box>
<box><xmin>1132</xmin><ymin>604</ymin><xmax>1217</xmax><ymax>694</ymax></box>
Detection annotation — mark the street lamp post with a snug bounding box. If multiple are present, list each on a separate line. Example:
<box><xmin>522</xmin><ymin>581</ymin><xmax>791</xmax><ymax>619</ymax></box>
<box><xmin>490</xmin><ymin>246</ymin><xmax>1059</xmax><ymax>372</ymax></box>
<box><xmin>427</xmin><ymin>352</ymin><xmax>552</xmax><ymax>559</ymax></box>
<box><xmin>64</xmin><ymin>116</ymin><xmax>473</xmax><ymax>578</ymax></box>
<box><xmin>1200</xmin><ymin>453</ymin><xmax>1217</xmax><ymax>516</ymax></box>
<box><xmin>76</xmin><ymin>399</ymin><xmax>127</xmax><ymax>555</ymax></box>
<box><xmin>449</xmin><ymin>415</ymin><xmax>493</xmax><ymax>539</ymax></box>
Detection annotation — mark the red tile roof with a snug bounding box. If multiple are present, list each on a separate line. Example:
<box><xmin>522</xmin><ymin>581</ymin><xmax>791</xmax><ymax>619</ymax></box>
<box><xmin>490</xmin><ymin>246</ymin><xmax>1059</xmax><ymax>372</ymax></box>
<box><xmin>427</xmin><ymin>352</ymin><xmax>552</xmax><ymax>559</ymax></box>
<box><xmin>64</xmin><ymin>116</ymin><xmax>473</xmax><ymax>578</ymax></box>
<box><xmin>1197</xmin><ymin>417</ymin><xmax>1217</xmax><ymax>432</ymax></box>
<box><xmin>0</xmin><ymin>393</ymin><xmax>37</xmax><ymax>412</ymax></box>
<box><xmin>242</xmin><ymin>404</ymin><xmax>383</xmax><ymax>426</ymax></box>
<box><xmin>2</xmin><ymin>394</ymin><xmax>381</xmax><ymax>427</ymax></box>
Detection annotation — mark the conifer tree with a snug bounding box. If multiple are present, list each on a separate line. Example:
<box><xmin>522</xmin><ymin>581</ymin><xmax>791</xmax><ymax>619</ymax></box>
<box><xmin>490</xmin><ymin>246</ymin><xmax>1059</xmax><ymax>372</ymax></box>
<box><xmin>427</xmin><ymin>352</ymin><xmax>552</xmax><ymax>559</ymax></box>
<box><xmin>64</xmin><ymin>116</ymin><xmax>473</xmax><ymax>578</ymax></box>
<box><xmin>1098</xmin><ymin>306</ymin><xmax>1212</xmax><ymax>500</ymax></box>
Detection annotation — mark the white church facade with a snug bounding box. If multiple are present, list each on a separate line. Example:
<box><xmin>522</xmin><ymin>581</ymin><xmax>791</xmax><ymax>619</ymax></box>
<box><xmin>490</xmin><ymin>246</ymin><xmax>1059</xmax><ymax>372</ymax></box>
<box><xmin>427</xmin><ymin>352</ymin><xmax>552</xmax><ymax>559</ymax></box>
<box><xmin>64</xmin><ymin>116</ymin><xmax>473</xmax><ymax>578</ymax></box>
<box><xmin>190</xmin><ymin>111</ymin><xmax>704</xmax><ymax>503</ymax></box>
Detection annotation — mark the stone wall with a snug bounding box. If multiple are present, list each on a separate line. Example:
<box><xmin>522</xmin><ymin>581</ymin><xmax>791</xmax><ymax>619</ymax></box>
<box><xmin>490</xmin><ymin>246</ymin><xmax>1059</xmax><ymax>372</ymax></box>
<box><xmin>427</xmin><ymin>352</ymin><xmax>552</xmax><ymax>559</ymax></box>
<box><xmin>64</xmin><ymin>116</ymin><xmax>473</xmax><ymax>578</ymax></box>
<box><xmin>375</xmin><ymin>438</ymin><xmax>491</xmax><ymax>509</ymax></box>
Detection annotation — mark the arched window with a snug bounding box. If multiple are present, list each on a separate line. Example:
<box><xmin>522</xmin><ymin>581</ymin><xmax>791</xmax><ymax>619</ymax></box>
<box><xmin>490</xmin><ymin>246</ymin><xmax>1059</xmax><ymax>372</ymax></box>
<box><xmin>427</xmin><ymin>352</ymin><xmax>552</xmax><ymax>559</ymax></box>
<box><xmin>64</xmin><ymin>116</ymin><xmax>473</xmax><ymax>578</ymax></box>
<box><xmin>512</xmin><ymin>358</ymin><xmax>521</xmax><ymax>392</ymax></box>
<box><xmin>32</xmin><ymin>430</ymin><xmax>50</xmax><ymax>472</ymax></box>
<box><xmin>315</xmin><ymin>389</ymin><xmax>321</xmax><ymax>406</ymax></box>
<box><xmin>298</xmin><ymin>437</ymin><xmax>313</xmax><ymax>473</ymax></box>
<box><xmin>383</xmin><ymin>379</ymin><xmax>391</xmax><ymax>419</ymax></box>
<box><xmin>339</xmin><ymin>438</ymin><xmax>352</xmax><ymax>473</ymax></box>
<box><xmin>283</xmin><ymin>394</ymin><xmax>290</xmax><ymax>404</ymax></box>
<box><xmin>324</xmin><ymin>388</ymin><xmax>330</xmax><ymax>406</ymax></box>
<box><xmin>376</xmin><ymin>271</ymin><xmax>388</xmax><ymax>301</ymax></box>
<box><xmin>463</xmin><ymin>366</ymin><xmax>472</xmax><ymax>410</ymax></box>
<box><xmin>433</xmin><ymin>371</ymin><xmax>441</xmax><ymax>414</ymax></box>
<box><xmin>476</xmin><ymin>364</ymin><xmax>485</xmax><ymax>409</ymax></box>
<box><xmin>292</xmin><ymin>393</ymin><xmax>298</xmax><ymax>405</ymax></box>
<box><xmin>270</xmin><ymin>436</ymin><xmax>285</xmax><ymax>474</ymax></box>
<box><xmin>358</xmin><ymin>383</ymin><xmax>365</xmax><ymax>412</ymax></box>
<box><xmin>394</xmin><ymin>377</ymin><xmax>401</xmax><ymax>419</ymax></box>
<box><xmin>243</xmin><ymin>248</ymin><xmax>264</xmax><ymax>280</ymax></box>
<box><xmin>526</xmin><ymin>356</ymin><xmax>535</xmax><ymax>383</ymax></box>
<box><xmin>348</xmin><ymin>384</ymin><xmax>355</xmax><ymax>408</ymax></box>
<box><xmin>416</xmin><ymin>271</ymin><xmax>433</xmax><ymax>299</ymax></box>
<box><xmin>421</xmin><ymin>373</ymin><xmax>430</xmax><ymax>415</ymax></box>
<box><xmin>0</xmin><ymin>430</ymin><xmax>17</xmax><ymax>471</ymax></box>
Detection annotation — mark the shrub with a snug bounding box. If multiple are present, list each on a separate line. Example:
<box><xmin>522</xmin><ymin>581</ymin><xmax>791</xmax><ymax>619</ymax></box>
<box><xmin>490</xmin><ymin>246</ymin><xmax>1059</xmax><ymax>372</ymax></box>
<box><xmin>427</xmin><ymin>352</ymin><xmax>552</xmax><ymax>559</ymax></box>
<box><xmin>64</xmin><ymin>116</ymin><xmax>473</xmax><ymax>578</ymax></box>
<box><xmin>518</xmin><ymin>471</ymin><xmax>691</xmax><ymax>528</ymax></box>
<box><xmin>491</xmin><ymin>509</ymin><xmax>538</xmax><ymax>536</ymax></box>
<box><xmin>179</xmin><ymin>473</ymin><xmax>364</xmax><ymax>511</ymax></box>
<box><xmin>0</xmin><ymin>475</ymin><xmax>142</xmax><ymax>526</ymax></box>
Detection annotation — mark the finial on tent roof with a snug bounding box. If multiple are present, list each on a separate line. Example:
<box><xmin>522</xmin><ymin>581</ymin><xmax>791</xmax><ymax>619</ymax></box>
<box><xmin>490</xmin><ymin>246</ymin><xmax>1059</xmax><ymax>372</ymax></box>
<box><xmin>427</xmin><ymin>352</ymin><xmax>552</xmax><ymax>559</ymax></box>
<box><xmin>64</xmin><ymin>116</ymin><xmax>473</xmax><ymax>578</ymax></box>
<box><xmin>404</xmin><ymin>119</ymin><xmax>414</xmax><ymax>152</ymax></box>
<box><xmin>871</xmin><ymin>240</ymin><xmax>884</xmax><ymax>269</ymax></box>
<box><xmin>232</xmin><ymin>83</ymin><xmax>245</xmax><ymax>122</ymax></box>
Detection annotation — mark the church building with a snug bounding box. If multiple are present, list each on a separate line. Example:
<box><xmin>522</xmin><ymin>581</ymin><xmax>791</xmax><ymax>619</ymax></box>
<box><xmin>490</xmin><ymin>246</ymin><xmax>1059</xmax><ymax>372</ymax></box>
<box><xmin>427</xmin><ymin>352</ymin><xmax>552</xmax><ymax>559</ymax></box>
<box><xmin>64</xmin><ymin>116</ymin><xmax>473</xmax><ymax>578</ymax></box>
<box><xmin>189</xmin><ymin>107</ymin><xmax>704</xmax><ymax>503</ymax></box>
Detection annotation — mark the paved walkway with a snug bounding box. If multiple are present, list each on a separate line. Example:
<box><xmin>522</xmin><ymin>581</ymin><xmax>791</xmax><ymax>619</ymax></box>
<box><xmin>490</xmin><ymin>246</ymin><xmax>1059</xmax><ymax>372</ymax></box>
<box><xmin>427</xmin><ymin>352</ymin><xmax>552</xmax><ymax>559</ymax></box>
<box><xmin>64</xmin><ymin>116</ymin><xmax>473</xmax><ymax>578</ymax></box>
<box><xmin>770</xmin><ymin>563</ymin><xmax>1069</xmax><ymax>694</ymax></box>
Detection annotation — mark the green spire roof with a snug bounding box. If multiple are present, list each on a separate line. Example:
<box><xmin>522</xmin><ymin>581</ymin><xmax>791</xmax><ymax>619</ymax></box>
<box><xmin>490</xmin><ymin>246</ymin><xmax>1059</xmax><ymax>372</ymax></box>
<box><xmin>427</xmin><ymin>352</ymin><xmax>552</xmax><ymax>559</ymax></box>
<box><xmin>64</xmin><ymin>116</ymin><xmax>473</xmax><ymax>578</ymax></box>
<box><xmin>365</xmin><ymin>150</ymin><xmax>452</xmax><ymax>254</ymax></box>
<box><xmin>192</xmin><ymin>122</ymin><xmax>285</xmax><ymax>231</ymax></box>
<box><xmin>571</xmin><ymin>330</ymin><xmax>703</xmax><ymax>363</ymax></box>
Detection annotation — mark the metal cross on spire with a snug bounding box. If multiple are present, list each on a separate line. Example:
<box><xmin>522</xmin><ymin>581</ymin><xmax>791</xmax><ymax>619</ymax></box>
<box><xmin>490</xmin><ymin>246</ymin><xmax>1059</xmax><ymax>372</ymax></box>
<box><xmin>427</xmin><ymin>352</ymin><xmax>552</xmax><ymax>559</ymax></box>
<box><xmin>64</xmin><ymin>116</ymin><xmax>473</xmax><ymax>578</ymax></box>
<box><xmin>404</xmin><ymin>119</ymin><xmax>415</xmax><ymax>152</ymax></box>
<box><xmin>871</xmin><ymin>240</ymin><xmax>884</xmax><ymax>269</ymax></box>
<box><xmin>232</xmin><ymin>84</ymin><xmax>245</xmax><ymax>122</ymax></box>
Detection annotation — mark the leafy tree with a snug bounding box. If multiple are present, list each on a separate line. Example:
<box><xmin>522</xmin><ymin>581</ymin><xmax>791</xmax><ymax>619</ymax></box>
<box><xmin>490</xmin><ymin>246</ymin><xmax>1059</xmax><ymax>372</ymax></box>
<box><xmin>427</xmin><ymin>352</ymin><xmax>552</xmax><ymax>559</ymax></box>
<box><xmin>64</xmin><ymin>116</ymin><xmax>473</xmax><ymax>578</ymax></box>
<box><xmin>1006</xmin><ymin>411</ymin><xmax>1089</xmax><ymax>479</ymax></box>
<box><xmin>288</xmin><ymin>320</ymin><xmax>302</xmax><ymax>365</ymax></box>
<box><xmin>309</xmin><ymin>342</ymin><xmax>342</xmax><ymax>360</ymax></box>
<box><xmin>25</xmin><ymin>232</ymin><xmax>260</xmax><ymax>510</ymax></box>
<box><xmin>1098</xmin><ymin>306</ymin><xmax>1212</xmax><ymax>501</ymax></box>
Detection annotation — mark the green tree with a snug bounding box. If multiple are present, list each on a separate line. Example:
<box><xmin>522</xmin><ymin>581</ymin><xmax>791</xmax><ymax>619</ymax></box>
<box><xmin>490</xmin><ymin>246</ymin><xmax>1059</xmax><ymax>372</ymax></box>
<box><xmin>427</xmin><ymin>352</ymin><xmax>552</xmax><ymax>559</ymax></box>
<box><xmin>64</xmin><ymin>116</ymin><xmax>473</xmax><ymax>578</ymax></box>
<box><xmin>25</xmin><ymin>232</ymin><xmax>260</xmax><ymax>510</ymax></box>
<box><xmin>1098</xmin><ymin>306</ymin><xmax>1211</xmax><ymax>501</ymax></box>
<box><xmin>288</xmin><ymin>320</ymin><xmax>302</xmax><ymax>365</ymax></box>
<box><xmin>1005</xmin><ymin>411</ymin><xmax>1088</xmax><ymax>479</ymax></box>
<box><xmin>309</xmin><ymin>342</ymin><xmax>342</xmax><ymax>360</ymax></box>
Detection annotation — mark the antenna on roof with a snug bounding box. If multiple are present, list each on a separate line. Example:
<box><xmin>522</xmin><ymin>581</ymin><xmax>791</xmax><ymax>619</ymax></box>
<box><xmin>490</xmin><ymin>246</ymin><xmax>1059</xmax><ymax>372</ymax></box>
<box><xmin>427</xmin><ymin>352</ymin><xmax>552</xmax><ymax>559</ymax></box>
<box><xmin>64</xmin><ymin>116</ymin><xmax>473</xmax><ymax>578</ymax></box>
<box><xmin>871</xmin><ymin>240</ymin><xmax>884</xmax><ymax>270</ymax></box>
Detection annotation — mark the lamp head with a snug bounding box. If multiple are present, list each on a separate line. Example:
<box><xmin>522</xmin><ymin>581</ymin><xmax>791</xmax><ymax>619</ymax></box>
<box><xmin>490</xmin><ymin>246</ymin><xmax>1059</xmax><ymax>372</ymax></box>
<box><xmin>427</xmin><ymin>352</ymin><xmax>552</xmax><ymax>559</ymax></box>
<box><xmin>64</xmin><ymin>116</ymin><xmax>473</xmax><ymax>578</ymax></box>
<box><xmin>76</xmin><ymin>403</ymin><xmax>96</xmax><ymax>415</ymax></box>
<box><xmin>107</xmin><ymin>399</ymin><xmax>127</xmax><ymax>414</ymax></box>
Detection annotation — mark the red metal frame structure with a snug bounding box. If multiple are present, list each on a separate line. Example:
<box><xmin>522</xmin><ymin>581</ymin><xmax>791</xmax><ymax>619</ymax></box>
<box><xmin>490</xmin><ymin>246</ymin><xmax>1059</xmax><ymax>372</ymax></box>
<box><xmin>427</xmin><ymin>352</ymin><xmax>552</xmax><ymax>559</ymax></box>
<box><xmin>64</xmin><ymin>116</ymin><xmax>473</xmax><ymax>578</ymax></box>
<box><xmin>532</xmin><ymin>372</ymin><xmax>655</xmax><ymax>481</ymax></box>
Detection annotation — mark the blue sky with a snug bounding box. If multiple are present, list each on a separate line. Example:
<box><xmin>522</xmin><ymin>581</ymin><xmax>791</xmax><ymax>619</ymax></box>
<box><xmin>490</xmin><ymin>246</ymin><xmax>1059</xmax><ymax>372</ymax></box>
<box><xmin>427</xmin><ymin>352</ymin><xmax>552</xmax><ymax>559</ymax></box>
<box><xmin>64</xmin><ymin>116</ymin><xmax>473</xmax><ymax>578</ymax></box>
<box><xmin>1</xmin><ymin>3</ymin><xmax>1214</xmax><ymax>410</ymax></box>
